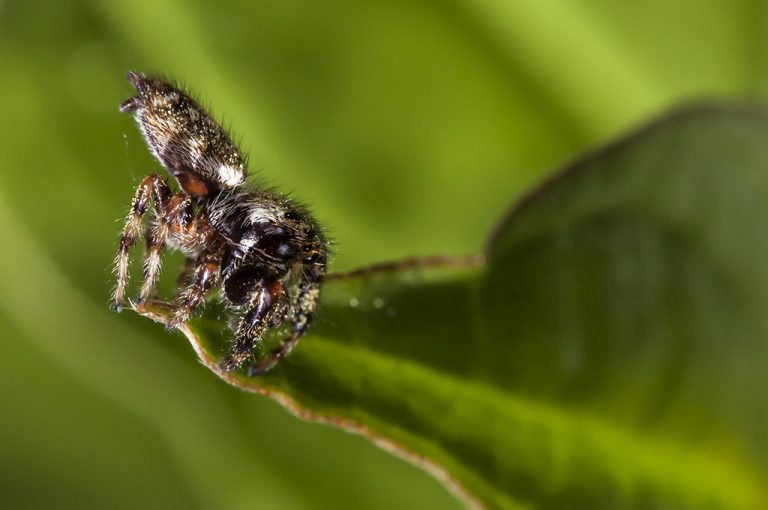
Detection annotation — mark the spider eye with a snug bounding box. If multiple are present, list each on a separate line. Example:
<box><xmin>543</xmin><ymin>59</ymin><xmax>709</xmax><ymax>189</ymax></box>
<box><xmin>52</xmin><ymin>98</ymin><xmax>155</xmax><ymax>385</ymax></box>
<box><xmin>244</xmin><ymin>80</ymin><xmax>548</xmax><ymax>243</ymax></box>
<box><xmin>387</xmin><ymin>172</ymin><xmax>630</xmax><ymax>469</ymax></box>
<box><xmin>284</xmin><ymin>211</ymin><xmax>298</xmax><ymax>221</ymax></box>
<box><xmin>276</xmin><ymin>242</ymin><xmax>296</xmax><ymax>258</ymax></box>
<box><xmin>303</xmin><ymin>246</ymin><xmax>321</xmax><ymax>264</ymax></box>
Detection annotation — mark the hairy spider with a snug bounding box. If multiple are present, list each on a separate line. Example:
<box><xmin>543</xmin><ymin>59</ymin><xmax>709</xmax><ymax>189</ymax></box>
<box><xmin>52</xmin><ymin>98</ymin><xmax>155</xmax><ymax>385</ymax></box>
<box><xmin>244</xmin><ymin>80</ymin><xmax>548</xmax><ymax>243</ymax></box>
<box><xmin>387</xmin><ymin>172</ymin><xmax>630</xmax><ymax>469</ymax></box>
<box><xmin>111</xmin><ymin>71</ymin><xmax>328</xmax><ymax>375</ymax></box>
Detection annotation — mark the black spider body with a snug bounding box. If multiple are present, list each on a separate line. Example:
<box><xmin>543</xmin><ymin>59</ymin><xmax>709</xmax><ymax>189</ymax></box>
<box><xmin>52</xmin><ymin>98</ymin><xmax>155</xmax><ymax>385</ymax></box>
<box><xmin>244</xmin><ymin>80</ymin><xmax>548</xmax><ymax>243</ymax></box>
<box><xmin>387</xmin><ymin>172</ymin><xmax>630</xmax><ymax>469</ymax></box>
<box><xmin>112</xmin><ymin>71</ymin><xmax>327</xmax><ymax>375</ymax></box>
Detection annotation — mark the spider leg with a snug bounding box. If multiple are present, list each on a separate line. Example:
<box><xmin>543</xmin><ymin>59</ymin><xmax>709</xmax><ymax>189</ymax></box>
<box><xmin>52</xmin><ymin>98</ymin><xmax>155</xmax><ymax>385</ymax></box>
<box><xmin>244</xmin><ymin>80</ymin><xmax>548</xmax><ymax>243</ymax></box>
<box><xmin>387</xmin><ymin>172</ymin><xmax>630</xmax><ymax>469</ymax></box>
<box><xmin>137</xmin><ymin>220</ymin><xmax>167</xmax><ymax>303</ymax></box>
<box><xmin>168</xmin><ymin>246</ymin><xmax>223</xmax><ymax>327</ymax></box>
<box><xmin>218</xmin><ymin>278</ymin><xmax>282</xmax><ymax>372</ymax></box>
<box><xmin>137</xmin><ymin>193</ymin><xmax>191</xmax><ymax>303</ymax></box>
<box><xmin>248</xmin><ymin>276</ymin><xmax>321</xmax><ymax>376</ymax></box>
<box><xmin>111</xmin><ymin>173</ymin><xmax>171</xmax><ymax>311</ymax></box>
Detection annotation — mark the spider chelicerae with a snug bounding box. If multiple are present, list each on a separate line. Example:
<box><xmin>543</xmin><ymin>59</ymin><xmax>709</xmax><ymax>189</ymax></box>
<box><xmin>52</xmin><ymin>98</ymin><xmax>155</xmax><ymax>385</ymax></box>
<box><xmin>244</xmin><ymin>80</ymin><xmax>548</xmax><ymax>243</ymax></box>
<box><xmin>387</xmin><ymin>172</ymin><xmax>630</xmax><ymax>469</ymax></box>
<box><xmin>111</xmin><ymin>71</ymin><xmax>328</xmax><ymax>375</ymax></box>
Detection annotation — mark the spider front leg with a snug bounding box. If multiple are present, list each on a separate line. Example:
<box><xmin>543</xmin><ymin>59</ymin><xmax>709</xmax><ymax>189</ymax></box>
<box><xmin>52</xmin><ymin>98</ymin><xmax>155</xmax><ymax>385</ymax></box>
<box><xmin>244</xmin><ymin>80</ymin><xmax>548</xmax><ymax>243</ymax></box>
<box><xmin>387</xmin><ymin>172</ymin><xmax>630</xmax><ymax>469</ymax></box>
<box><xmin>111</xmin><ymin>173</ymin><xmax>171</xmax><ymax>311</ymax></box>
<box><xmin>248</xmin><ymin>275</ymin><xmax>322</xmax><ymax>376</ymax></box>
<box><xmin>218</xmin><ymin>275</ymin><xmax>284</xmax><ymax>372</ymax></box>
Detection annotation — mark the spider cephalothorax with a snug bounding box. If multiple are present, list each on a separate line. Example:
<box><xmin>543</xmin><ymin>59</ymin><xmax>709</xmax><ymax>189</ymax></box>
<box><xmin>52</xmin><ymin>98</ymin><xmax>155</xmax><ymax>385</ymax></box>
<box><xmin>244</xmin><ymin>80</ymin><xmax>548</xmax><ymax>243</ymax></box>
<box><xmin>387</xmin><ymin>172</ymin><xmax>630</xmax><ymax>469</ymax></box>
<box><xmin>112</xmin><ymin>71</ymin><xmax>328</xmax><ymax>375</ymax></box>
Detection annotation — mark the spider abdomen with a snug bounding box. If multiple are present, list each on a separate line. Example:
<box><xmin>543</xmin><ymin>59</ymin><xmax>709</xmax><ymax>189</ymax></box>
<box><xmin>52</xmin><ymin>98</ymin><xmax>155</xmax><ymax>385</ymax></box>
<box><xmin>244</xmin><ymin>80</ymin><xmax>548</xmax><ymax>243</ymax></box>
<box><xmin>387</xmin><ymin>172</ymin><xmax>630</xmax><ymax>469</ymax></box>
<box><xmin>121</xmin><ymin>71</ymin><xmax>246</xmax><ymax>192</ymax></box>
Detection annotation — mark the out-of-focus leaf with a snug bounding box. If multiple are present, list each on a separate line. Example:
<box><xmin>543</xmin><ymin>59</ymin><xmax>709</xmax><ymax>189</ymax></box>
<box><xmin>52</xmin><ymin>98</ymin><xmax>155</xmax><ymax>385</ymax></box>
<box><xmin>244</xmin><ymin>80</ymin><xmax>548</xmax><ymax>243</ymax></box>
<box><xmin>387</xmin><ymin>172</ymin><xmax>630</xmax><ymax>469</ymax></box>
<box><xmin>137</xmin><ymin>105</ymin><xmax>768</xmax><ymax>510</ymax></box>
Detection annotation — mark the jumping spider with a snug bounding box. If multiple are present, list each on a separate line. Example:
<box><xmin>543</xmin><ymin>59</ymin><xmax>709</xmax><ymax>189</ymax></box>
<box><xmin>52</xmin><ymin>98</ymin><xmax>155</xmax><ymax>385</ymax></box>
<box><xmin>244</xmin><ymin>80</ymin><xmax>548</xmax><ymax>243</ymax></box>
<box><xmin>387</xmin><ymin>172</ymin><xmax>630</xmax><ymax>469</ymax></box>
<box><xmin>111</xmin><ymin>71</ymin><xmax>328</xmax><ymax>375</ymax></box>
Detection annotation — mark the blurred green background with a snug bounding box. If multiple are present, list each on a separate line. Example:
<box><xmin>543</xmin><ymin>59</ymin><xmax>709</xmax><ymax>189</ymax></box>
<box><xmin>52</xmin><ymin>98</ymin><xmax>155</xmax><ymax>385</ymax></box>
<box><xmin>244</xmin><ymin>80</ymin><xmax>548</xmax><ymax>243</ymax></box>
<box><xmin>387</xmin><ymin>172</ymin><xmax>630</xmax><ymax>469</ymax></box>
<box><xmin>0</xmin><ymin>0</ymin><xmax>765</xmax><ymax>508</ymax></box>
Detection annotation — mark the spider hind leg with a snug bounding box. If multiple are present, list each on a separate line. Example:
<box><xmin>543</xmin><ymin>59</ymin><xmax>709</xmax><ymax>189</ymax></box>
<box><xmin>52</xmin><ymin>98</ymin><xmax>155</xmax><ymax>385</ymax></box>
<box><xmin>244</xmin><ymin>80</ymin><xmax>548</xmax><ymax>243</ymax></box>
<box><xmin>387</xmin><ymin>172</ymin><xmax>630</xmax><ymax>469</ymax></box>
<box><xmin>111</xmin><ymin>173</ymin><xmax>171</xmax><ymax>311</ymax></box>
<box><xmin>168</xmin><ymin>247</ymin><xmax>223</xmax><ymax>328</ymax></box>
<box><xmin>136</xmin><ymin>193</ymin><xmax>192</xmax><ymax>304</ymax></box>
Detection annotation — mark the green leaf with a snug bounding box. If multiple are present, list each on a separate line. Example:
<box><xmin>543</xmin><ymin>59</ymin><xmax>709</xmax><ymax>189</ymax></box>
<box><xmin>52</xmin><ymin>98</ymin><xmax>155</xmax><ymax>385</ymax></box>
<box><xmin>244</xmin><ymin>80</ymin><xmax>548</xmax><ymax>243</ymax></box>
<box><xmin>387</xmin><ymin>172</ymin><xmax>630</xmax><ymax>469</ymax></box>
<box><xmin>138</xmin><ymin>106</ymin><xmax>768</xmax><ymax>509</ymax></box>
